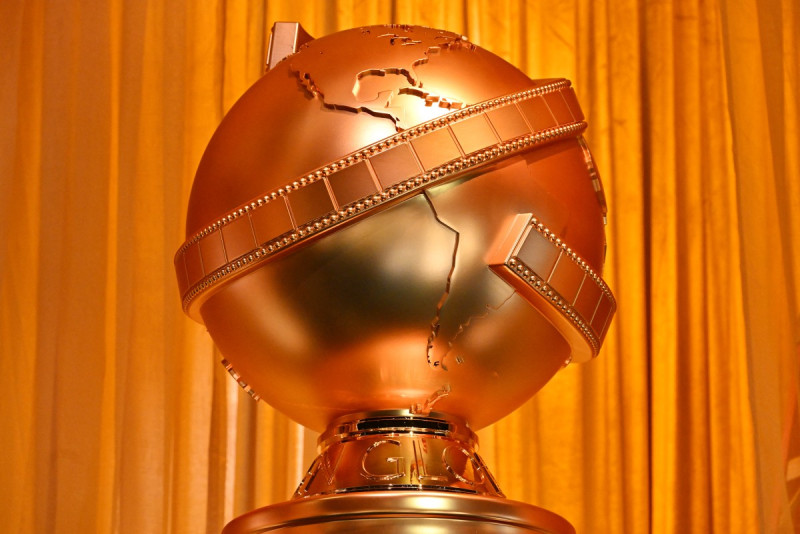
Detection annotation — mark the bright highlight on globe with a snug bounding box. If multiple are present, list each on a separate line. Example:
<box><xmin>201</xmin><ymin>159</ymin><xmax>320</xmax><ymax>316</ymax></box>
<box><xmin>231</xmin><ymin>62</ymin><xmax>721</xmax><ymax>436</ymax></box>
<box><xmin>175</xmin><ymin>23</ymin><xmax>615</xmax><ymax>533</ymax></box>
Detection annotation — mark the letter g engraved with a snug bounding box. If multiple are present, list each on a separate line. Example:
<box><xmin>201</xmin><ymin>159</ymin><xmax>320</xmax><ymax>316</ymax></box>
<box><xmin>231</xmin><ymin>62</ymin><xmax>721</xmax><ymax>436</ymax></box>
<box><xmin>360</xmin><ymin>439</ymin><xmax>406</xmax><ymax>481</ymax></box>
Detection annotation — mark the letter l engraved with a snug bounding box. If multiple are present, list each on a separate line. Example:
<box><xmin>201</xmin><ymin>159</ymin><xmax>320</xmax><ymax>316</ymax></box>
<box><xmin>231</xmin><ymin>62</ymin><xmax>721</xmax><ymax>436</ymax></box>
<box><xmin>413</xmin><ymin>437</ymin><xmax>448</xmax><ymax>484</ymax></box>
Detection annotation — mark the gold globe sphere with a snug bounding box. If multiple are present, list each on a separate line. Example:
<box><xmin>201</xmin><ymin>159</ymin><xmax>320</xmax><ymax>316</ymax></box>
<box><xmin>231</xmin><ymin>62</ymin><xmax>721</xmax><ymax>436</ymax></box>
<box><xmin>175</xmin><ymin>24</ymin><xmax>615</xmax><ymax>434</ymax></box>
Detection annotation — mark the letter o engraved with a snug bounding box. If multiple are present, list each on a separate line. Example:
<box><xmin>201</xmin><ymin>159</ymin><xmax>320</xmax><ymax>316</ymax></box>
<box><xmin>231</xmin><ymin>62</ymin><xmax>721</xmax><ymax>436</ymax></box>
<box><xmin>360</xmin><ymin>439</ymin><xmax>406</xmax><ymax>481</ymax></box>
<box><xmin>442</xmin><ymin>445</ymin><xmax>485</xmax><ymax>486</ymax></box>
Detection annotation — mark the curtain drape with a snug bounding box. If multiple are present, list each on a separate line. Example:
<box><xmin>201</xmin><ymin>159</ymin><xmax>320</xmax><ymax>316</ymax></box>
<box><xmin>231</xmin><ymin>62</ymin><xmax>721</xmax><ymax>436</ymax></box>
<box><xmin>1</xmin><ymin>1</ymin><xmax>797</xmax><ymax>532</ymax></box>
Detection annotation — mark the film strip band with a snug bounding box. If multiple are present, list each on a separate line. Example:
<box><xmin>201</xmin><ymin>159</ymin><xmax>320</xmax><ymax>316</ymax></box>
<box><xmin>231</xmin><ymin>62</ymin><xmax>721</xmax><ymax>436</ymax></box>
<box><xmin>221</xmin><ymin>359</ymin><xmax>261</xmax><ymax>401</ymax></box>
<box><xmin>176</xmin><ymin>80</ymin><xmax>593</xmax><ymax>316</ymax></box>
<box><xmin>488</xmin><ymin>214</ymin><xmax>616</xmax><ymax>361</ymax></box>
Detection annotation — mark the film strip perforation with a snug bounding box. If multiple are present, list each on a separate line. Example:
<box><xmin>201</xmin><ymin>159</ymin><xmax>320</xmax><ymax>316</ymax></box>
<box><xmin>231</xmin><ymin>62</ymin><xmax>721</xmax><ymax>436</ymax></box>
<box><xmin>177</xmin><ymin>80</ymin><xmax>571</xmax><ymax>256</ymax></box>
<box><xmin>504</xmin><ymin>216</ymin><xmax>616</xmax><ymax>351</ymax></box>
<box><xmin>178</xmin><ymin>81</ymin><xmax>590</xmax><ymax>312</ymax></box>
<box><xmin>180</xmin><ymin>122</ymin><xmax>586</xmax><ymax>312</ymax></box>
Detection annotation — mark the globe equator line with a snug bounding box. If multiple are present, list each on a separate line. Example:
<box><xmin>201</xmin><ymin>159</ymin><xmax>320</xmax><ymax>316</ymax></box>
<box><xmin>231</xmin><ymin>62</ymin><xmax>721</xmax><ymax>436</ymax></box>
<box><xmin>179</xmin><ymin>120</ymin><xmax>588</xmax><ymax>313</ymax></box>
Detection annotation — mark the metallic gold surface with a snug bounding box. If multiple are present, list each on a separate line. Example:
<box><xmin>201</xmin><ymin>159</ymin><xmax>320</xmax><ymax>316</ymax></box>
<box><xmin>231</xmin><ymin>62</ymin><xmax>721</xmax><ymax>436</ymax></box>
<box><xmin>266</xmin><ymin>22</ymin><xmax>313</xmax><ymax>70</ymax></box>
<box><xmin>222</xmin><ymin>491</ymin><xmax>575</xmax><ymax>533</ymax></box>
<box><xmin>176</xmin><ymin>22</ymin><xmax>616</xmax><ymax>533</ymax></box>
<box><xmin>295</xmin><ymin>411</ymin><xmax>502</xmax><ymax>498</ymax></box>
<box><xmin>174</xmin><ymin>83</ymin><xmax>593</xmax><ymax>318</ymax></box>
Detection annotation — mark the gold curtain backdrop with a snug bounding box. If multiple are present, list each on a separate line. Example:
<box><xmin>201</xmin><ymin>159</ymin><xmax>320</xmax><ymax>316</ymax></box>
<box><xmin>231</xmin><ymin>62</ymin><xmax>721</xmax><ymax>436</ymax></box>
<box><xmin>1</xmin><ymin>0</ymin><xmax>798</xmax><ymax>532</ymax></box>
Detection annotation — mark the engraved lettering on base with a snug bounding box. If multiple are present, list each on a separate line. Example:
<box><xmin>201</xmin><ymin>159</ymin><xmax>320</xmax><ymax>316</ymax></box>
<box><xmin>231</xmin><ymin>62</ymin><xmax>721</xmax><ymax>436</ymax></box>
<box><xmin>361</xmin><ymin>440</ymin><xmax>406</xmax><ymax>481</ymax></box>
<box><xmin>176</xmin><ymin>21</ymin><xmax>616</xmax><ymax>534</ymax></box>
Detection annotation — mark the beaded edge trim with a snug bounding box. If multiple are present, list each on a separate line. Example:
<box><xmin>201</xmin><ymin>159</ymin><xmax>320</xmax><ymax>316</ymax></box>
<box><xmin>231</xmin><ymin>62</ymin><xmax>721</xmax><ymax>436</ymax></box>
<box><xmin>178</xmin><ymin>80</ymin><xmax>583</xmax><ymax>313</ymax></box>
<box><xmin>221</xmin><ymin>359</ymin><xmax>261</xmax><ymax>401</ymax></box>
<box><xmin>178</xmin><ymin>80</ymin><xmax>571</xmax><ymax>254</ymax></box>
<box><xmin>505</xmin><ymin>217</ymin><xmax>616</xmax><ymax>355</ymax></box>
<box><xmin>181</xmin><ymin>122</ymin><xmax>587</xmax><ymax>313</ymax></box>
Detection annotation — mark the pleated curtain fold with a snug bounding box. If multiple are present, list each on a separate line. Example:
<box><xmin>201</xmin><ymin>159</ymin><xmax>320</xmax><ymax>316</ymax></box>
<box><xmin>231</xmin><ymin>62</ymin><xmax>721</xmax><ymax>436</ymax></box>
<box><xmin>1</xmin><ymin>1</ymin><xmax>797</xmax><ymax>532</ymax></box>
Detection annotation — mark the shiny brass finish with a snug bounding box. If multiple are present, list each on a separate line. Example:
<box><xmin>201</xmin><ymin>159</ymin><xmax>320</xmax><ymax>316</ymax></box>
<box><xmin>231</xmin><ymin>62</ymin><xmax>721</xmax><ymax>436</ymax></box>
<box><xmin>486</xmin><ymin>214</ymin><xmax>615</xmax><ymax>360</ymax></box>
<box><xmin>296</xmin><ymin>411</ymin><xmax>502</xmax><ymax>498</ymax></box>
<box><xmin>222</xmin><ymin>491</ymin><xmax>575</xmax><ymax>533</ymax></box>
<box><xmin>266</xmin><ymin>22</ymin><xmax>313</xmax><ymax>70</ymax></box>
<box><xmin>176</xmin><ymin>22</ymin><xmax>616</xmax><ymax>532</ymax></box>
<box><xmin>175</xmin><ymin>85</ymin><xmax>591</xmax><ymax>319</ymax></box>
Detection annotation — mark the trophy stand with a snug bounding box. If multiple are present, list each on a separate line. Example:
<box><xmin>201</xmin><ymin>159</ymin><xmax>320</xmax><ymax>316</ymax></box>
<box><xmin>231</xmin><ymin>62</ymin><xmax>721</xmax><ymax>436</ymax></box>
<box><xmin>223</xmin><ymin>411</ymin><xmax>574</xmax><ymax>533</ymax></box>
<box><xmin>175</xmin><ymin>22</ymin><xmax>615</xmax><ymax>534</ymax></box>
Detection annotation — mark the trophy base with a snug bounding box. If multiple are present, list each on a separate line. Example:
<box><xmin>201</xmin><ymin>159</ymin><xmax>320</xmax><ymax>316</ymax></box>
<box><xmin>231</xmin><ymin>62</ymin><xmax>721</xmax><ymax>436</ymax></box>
<box><xmin>221</xmin><ymin>490</ymin><xmax>575</xmax><ymax>533</ymax></box>
<box><xmin>223</xmin><ymin>412</ymin><xmax>574</xmax><ymax>533</ymax></box>
<box><xmin>294</xmin><ymin>411</ymin><xmax>504</xmax><ymax>498</ymax></box>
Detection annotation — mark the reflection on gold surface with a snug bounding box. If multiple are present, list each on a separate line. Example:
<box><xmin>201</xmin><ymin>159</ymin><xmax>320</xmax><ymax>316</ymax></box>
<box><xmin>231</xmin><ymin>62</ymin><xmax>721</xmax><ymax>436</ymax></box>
<box><xmin>180</xmin><ymin>23</ymin><xmax>613</xmax><ymax>533</ymax></box>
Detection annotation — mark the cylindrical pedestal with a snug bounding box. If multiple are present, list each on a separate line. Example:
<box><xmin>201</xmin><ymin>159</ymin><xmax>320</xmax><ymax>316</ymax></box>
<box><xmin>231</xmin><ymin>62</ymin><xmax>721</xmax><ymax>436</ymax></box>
<box><xmin>224</xmin><ymin>413</ymin><xmax>574</xmax><ymax>533</ymax></box>
<box><xmin>222</xmin><ymin>491</ymin><xmax>575</xmax><ymax>533</ymax></box>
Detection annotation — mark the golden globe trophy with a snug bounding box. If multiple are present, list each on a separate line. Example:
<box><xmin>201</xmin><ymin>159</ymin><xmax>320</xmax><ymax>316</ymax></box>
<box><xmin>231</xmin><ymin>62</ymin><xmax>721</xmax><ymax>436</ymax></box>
<box><xmin>175</xmin><ymin>23</ymin><xmax>615</xmax><ymax>533</ymax></box>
